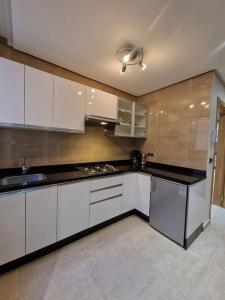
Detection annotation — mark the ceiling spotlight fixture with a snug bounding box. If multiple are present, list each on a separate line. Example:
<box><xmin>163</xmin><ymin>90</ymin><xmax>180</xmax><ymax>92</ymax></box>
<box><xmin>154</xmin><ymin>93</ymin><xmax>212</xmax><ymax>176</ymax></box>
<box><xmin>117</xmin><ymin>45</ymin><xmax>146</xmax><ymax>74</ymax></box>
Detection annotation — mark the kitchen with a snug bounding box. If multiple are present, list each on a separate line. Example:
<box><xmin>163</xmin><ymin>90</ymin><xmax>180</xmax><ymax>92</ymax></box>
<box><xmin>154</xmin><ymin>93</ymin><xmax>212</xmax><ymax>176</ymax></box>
<box><xmin>1</xmin><ymin>1</ymin><xmax>225</xmax><ymax>299</ymax></box>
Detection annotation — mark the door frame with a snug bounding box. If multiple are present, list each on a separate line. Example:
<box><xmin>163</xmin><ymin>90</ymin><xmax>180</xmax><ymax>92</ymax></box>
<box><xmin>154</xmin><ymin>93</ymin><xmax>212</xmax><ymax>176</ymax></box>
<box><xmin>210</xmin><ymin>98</ymin><xmax>225</xmax><ymax>210</ymax></box>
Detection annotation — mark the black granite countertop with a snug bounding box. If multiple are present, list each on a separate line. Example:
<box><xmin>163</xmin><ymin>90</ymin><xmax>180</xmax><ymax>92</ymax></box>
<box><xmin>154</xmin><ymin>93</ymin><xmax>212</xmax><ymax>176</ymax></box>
<box><xmin>0</xmin><ymin>160</ymin><xmax>206</xmax><ymax>194</ymax></box>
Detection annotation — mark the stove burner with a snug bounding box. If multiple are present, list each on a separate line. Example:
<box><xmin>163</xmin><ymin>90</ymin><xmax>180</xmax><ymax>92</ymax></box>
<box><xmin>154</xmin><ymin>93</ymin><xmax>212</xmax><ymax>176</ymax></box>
<box><xmin>78</xmin><ymin>164</ymin><xmax>117</xmax><ymax>175</ymax></box>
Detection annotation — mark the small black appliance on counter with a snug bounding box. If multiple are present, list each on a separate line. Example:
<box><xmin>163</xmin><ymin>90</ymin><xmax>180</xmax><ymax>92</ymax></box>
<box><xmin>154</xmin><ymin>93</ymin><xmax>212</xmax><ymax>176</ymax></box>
<box><xmin>130</xmin><ymin>150</ymin><xmax>142</xmax><ymax>166</ymax></box>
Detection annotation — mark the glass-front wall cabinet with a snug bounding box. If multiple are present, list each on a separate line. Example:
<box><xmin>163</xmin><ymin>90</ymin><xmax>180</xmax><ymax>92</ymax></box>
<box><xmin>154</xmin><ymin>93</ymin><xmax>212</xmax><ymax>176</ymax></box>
<box><xmin>134</xmin><ymin>103</ymin><xmax>148</xmax><ymax>138</ymax></box>
<box><xmin>115</xmin><ymin>98</ymin><xmax>148</xmax><ymax>138</ymax></box>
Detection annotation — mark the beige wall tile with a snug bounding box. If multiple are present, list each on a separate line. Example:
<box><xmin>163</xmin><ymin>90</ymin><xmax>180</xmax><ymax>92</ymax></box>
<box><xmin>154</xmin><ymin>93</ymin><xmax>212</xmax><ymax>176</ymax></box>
<box><xmin>157</xmin><ymin>148</ymin><xmax>187</xmax><ymax>167</ymax></box>
<box><xmin>0</xmin><ymin>125</ymin><xmax>133</xmax><ymax>168</ymax></box>
<box><xmin>136</xmin><ymin>71</ymin><xmax>214</xmax><ymax>170</ymax></box>
<box><xmin>186</xmin><ymin>150</ymin><xmax>208</xmax><ymax>169</ymax></box>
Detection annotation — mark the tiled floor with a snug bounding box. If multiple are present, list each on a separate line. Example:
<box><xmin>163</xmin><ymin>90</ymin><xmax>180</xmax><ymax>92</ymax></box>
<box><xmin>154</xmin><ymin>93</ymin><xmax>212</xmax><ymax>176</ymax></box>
<box><xmin>1</xmin><ymin>205</ymin><xmax>225</xmax><ymax>300</ymax></box>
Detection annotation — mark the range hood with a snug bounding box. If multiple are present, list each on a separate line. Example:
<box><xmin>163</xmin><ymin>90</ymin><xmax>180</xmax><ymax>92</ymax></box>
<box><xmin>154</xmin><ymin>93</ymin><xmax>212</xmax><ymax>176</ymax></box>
<box><xmin>85</xmin><ymin>115</ymin><xmax>120</xmax><ymax>127</ymax></box>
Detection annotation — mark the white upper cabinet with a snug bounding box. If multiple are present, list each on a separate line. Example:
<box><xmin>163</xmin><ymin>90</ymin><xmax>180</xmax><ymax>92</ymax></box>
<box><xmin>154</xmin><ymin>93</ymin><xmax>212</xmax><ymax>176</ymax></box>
<box><xmin>25</xmin><ymin>66</ymin><xmax>54</xmax><ymax>127</ymax></box>
<box><xmin>53</xmin><ymin>76</ymin><xmax>85</xmax><ymax>131</ymax></box>
<box><xmin>0</xmin><ymin>57</ymin><xmax>24</xmax><ymax>125</ymax></box>
<box><xmin>115</xmin><ymin>98</ymin><xmax>148</xmax><ymax>138</ymax></box>
<box><xmin>85</xmin><ymin>87</ymin><xmax>117</xmax><ymax>120</ymax></box>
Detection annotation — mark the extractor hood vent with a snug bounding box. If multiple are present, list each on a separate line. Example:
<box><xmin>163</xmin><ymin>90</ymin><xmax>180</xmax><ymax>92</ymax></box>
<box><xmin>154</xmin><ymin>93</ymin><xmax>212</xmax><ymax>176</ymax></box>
<box><xmin>85</xmin><ymin>115</ymin><xmax>119</xmax><ymax>127</ymax></box>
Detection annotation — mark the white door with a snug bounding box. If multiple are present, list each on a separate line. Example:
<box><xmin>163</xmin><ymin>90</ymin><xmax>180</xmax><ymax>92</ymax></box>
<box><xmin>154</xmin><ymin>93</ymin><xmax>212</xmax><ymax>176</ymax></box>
<box><xmin>122</xmin><ymin>173</ymin><xmax>136</xmax><ymax>213</ymax></box>
<box><xmin>85</xmin><ymin>87</ymin><xmax>117</xmax><ymax>120</ymax></box>
<box><xmin>57</xmin><ymin>181</ymin><xmax>90</xmax><ymax>240</ymax></box>
<box><xmin>25</xmin><ymin>66</ymin><xmax>54</xmax><ymax>127</ymax></box>
<box><xmin>135</xmin><ymin>173</ymin><xmax>151</xmax><ymax>216</ymax></box>
<box><xmin>53</xmin><ymin>76</ymin><xmax>85</xmax><ymax>131</ymax></box>
<box><xmin>0</xmin><ymin>57</ymin><xmax>24</xmax><ymax>125</ymax></box>
<box><xmin>26</xmin><ymin>186</ymin><xmax>57</xmax><ymax>254</ymax></box>
<box><xmin>0</xmin><ymin>191</ymin><xmax>25</xmax><ymax>265</ymax></box>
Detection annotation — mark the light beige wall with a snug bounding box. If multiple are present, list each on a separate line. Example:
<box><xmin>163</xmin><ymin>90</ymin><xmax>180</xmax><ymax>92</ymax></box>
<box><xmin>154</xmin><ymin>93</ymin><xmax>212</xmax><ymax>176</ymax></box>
<box><xmin>0</xmin><ymin>126</ymin><xmax>134</xmax><ymax>168</ymax></box>
<box><xmin>136</xmin><ymin>72</ymin><xmax>213</xmax><ymax>170</ymax></box>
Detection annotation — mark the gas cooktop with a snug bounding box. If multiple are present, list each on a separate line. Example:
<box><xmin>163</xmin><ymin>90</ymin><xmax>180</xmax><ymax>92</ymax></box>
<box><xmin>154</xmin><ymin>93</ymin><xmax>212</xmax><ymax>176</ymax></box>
<box><xmin>77</xmin><ymin>164</ymin><xmax>118</xmax><ymax>175</ymax></box>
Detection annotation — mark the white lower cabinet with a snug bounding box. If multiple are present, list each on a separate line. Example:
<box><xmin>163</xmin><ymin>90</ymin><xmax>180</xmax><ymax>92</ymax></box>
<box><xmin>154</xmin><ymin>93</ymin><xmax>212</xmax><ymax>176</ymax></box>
<box><xmin>135</xmin><ymin>173</ymin><xmax>151</xmax><ymax>216</ymax></box>
<box><xmin>26</xmin><ymin>186</ymin><xmax>57</xmax><ymax>254</ymax></box>
<box><xmin>122</xmin><ymin>173</ymin><xmax>136</xmax><ymax>213</ymax></box>
<box><xmin>57</xmin><ymin>181</ymin><xmax>90</xmax><ymax>240</ymax></box>
<box><xmin>90</xmin><ymin>196</ymin><xmax>122</xmax><ymax>227</ymax></box>
<box><xmin>186</xmin><ymin>179</ymin><xmax>206</xmax><ymax>239</ymax></box>
<box><xmin>0</xmin><ymin>191</ymin><xmax>25</xmax><ymax>265</ymax></box>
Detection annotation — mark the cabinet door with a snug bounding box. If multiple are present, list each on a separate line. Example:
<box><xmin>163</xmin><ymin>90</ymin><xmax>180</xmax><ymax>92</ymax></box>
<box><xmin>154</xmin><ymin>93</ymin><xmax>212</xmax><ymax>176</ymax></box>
<box><xmin>25</xmin><ymin>66</ymin><xmax>53</xmax><ymax>127</ymax></box>
<box><xmin>135</xmin><ymin>173</ymin><xmax>151</xmax><ymax>216</ymax></box>
<box><xmin>53</xmin><ymin>76</ymin><xmax>85</xmax><ymax>131</ymax></box>
<box><xmin>85</xmin><ymin>87</ymin><xmax>117</xmax><ymax>120</ymax></box>
<box><xmin>0</xmin><ymin>192</ymin><xmax>25</xmax><ymax>265</ymax></box>
<box><xmin>57</xmin><ymin>181</ymin><xmax>90</xmax><ymax>240</ymax></box>
<box><xmin>26</xmin><ymin>186</ymin><xmax>57</xmax><ymax>254</ymax></box>
<box><xmin>122</xmin><ymin>173</ymin><xmax>136</xmax><ymax>213</ymax></box>
<box><xmin>0</xmin><ymin>57</ymin><xmax>24</xmax><ymax>125</ymax></box>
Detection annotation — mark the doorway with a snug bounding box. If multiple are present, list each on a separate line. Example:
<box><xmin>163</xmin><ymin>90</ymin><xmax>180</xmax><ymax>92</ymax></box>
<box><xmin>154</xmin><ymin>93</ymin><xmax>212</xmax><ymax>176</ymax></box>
<box><xmin>212</xmin><ymin>99</ymin><xmax>225</xmax><ymax>208</ymax></box>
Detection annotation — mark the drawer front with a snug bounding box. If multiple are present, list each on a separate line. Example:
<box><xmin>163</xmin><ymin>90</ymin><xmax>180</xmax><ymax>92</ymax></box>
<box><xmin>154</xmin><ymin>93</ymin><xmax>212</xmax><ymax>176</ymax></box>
<box><xmin>90</xmin><ymin>196</ymin><xmax>121</xmax><ymax>227</ymax></box>
<box><xmin>90</xmin><ymin>175</ymin><xmax>122</xmax><ymax>191</ymax></box>
<box><xmin>90</xmin><ymin>185</ymin><xmax>122</xmax><ymax>204</ymax></box>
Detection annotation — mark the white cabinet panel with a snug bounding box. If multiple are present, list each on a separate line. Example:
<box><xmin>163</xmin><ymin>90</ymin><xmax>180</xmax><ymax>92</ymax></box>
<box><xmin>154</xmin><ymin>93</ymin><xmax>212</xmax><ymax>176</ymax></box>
<box><xmin>0</xmin><ymin>57</ymin><xmax>24</xmax><ymax>125</ymax></box>
<box><xmin>90</xmin><ymin>196</ymin><xmax>121</xmax><ymax>227</ymax></box>
<box><xmin>122</xmin><ymin>173</ymin><xmax>136</xmax><ymax>213</ymax></box>
<box><xmin>57</xmin><ymin>181</ymin><xmax>90</xmax><ymax>240</ymax></box>
<box><xmin>85</xmin><ymin>87</ymin><xmax>117</xmax><ymax>120</ymax></box>
<box><xmin>135</xmin><ymin>173</ymin><xmax>151</xmax><ymax>216</ymax></box>
<box><xmin>186</xmin><ymin>180</ymin><xmax>206</xmax><ymax>238</ymax></box>
<box><xmin>0</xmin><ymin>192</ymin><xmax>25</xmax><ymax>265</ymax></box>
<box><xmin>26</xmin><ymin>186</ymin><xmax>57</xmax><ymax>254</ymax></box>
<box><xmin>25</xmin><ymin>66</ymin><xmax>53</xmax><ymax>127</ymax></box>
<box><xmin>53</xmin><ymin>76</ymin><xmax>85</xmax><ymax>131</ymax></box>
<box><xmin>90</xmin><ymin>176</ymin><xmax>122</xmax><ymax>191</ymax></box>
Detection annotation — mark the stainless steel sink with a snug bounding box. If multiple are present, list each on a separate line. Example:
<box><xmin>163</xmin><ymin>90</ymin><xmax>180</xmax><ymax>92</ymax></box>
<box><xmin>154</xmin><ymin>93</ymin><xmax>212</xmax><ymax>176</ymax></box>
<box><xmin>0</xmin><ymin>174</ymin><xmax>47</xmax><ymax>186</ymax></box>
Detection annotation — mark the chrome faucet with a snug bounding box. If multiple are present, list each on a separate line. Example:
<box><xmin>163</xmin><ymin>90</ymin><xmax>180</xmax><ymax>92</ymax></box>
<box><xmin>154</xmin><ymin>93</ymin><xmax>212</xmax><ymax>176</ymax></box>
<box><xmin>21</xmin><ymin>155</ymin><xmax>30</xmax><ymax>174</ymax></box>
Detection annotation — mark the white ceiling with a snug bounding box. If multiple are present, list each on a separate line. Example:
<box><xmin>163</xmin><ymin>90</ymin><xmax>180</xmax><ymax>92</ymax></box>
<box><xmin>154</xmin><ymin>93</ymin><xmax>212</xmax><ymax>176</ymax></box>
<box><xmin>7</xmin><ymin>0</ymin><xmax>225</xmax><ymax>96</ymax></box>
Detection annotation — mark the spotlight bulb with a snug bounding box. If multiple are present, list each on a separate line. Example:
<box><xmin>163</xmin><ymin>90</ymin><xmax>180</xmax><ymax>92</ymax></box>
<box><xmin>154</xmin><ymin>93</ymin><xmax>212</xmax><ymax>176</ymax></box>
<box><xmin>139</xmin><ymin>61</ymin><xmax>146</xmax><ymax>71</ymax></box>
<box><xmin>120</xmin><ymin>64</ymin><xmax>126</xmax><ymax>74</ymax></box>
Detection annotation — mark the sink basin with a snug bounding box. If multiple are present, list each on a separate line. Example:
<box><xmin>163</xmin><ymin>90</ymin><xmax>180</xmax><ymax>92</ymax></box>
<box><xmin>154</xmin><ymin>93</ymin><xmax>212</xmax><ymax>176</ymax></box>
<box><xmin>0</xmin><ymin>174</ymin><xmax>47</xmax><ymax>186</ymax></box>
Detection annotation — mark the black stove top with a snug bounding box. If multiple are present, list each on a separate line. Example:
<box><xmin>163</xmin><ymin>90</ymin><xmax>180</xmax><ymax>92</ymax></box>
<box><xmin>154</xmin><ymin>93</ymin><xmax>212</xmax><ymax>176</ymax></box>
<box><xmin>77</xmin><ymin>164</ymin><xmax>118</xmax><ymax>175</ymax></box>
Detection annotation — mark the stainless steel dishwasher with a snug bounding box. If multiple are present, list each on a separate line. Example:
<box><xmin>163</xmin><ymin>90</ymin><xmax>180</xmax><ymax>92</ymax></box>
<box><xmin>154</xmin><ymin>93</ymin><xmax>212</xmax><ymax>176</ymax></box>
<box><xmin>150</xmin><ymin>176</ymin><xmax>187</xmax><ymax>246</ymax></box>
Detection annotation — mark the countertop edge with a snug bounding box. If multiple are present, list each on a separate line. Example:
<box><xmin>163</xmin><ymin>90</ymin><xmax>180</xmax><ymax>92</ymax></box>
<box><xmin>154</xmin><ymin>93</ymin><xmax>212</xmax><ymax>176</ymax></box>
<box><xmin>0</xmin><ymin>168</ymin><xmax>206</xmax><ymax>194</ymax></box>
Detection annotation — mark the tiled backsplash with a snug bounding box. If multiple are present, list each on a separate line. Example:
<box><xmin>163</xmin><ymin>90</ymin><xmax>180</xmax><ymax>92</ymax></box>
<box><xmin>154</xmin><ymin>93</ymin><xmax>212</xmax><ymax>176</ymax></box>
<box><xmin>0</xmin><ymin>126</ymin><xmax>134</xmax><ymax>168</ymax></box>
<box><xmin>135</xmin><ymin>72</ymin><xmax>213</xmax><ymax>170</ymax></box>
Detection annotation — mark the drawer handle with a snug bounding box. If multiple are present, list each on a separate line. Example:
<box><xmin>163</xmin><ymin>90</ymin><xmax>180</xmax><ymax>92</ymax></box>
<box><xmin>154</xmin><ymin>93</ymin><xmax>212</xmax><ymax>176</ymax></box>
<box><xmin>90</xmin><ymin>194</ymin><xmax>122</xmax><ymax>205</ymax></box>
<box><xmin>91</xmin><ymin>184</ymin><xmax>122</xmax><ymax>193</ymax></box>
